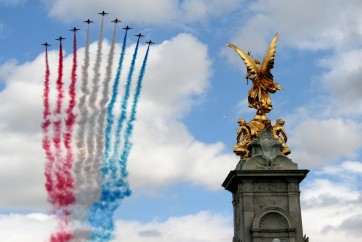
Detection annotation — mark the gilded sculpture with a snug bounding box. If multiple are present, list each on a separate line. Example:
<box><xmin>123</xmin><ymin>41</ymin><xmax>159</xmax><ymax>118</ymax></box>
<box><xmin>227</xmin><ymin>33</ymin><xmax>282</xmax><ymax>119</ymax></box>
<box><xmin>228</xmin><ymin>34</ymin><xmax>291</xmax><ymax>159</ymax></box>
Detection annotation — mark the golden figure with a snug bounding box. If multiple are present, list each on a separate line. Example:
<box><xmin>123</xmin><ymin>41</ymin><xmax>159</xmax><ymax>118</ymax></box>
<box><xmin>272</xmin><ymin>119</ymin><xmax>291</xmax><ymax>155</ymax></box>
<box><xmin>233</xmin><ymin>118</ymin><xmax>252</xmax><ymax>159</ymax></box>
<box><xmin>227</xmin><ymin>33</ymin><xmax>282</xmax><ymax>119</ymax></box>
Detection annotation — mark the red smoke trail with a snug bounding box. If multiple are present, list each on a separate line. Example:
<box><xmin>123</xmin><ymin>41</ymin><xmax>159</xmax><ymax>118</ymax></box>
<box><xmin>49</xmin><ymin>41</ymin><xmax>74</xmax><ymax>242</ymax></box>
<box><xmin>42</xmin><ymin>47</ymin><xmax>56</xmax><ymax>204</ymax></box>
<box><xmin>61</xmin><ymin>32</ymin><xmax>77</xmax><ymax>209</ymax></box>
<box><xmin>53</xmin><ymin>41</ymin><xmax>64</xmax><ymax>163</ymax></box>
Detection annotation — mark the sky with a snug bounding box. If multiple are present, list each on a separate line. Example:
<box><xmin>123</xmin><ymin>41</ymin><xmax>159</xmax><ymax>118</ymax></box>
<box><xmin>0</xmin><ymin>0</ymin><xmax>362</xmax><ymax>241</ymax></box>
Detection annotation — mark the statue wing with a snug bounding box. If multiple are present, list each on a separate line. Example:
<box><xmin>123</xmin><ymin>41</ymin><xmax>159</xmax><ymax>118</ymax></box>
<box><xmin>227</xmin><ymin>43</ymin><xmax>259</xmax><ymax>78</ymax></box>
<box><xmin>260</xmin><ymin>33</ymin><xmax>279</xmax><ymax>80</ymax></box>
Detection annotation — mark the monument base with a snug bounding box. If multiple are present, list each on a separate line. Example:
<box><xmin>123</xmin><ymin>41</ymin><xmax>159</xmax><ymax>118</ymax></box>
<box><xmin>223</xmin><ymin>169</ymin><xmax>309</xmax><ymax>242</ymax></box>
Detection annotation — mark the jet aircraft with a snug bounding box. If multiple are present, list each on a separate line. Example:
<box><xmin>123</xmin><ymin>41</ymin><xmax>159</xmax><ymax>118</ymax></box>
<box><xmin>41</xmin><ymin>42</ymin><xmax>51</xmax><ymax>47</ymax></box>
<box><xmin>70</xmin><ymin>27</ymin><xmax>80</xmax><ymax>32</ymax></box>
<box><xmin>111</xmin><ymin>18</ymin><xmax>121</xmax><ymax>23</ymax></box>
<box><xmin>123</xmin><ymin>26</ymin><xmax>132</xmax><ymax>31</ymax></box>
<box><xmin>98</xmin><ymin>11</ymin><xmax>109</xmax><ymax>16</ymax></box>
<box><xmin>135</xmin><ymin>33</ymin><xmax>145</xmax><ymax>38</ymax></box>
<box><xmin>56</xmin><ymin>36</ymin><xmax>66</xmax><ymax>42</ymax></box>
<box><xmin>84</xmin><ymin>19</ymin><xmax>93</xmax><ymax>24</ymax></box>
<box><xmin>146</xmin><ymin>40</ymin><xmax>155</xmax><ymax>45</ymax></box>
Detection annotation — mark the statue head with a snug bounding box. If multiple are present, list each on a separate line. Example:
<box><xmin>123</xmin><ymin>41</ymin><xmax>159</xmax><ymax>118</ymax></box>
<box><xmin>237</xmin><ymin>118</ymin><xmax>246</xmax><ymax>125</ymax></box>
<box><xmin>276</xmin><ymin>119</ymin><xmax>285</xmax><ymax>126</ymax></box>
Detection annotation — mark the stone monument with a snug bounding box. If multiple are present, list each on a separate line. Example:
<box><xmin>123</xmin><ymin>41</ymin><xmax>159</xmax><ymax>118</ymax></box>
<box><xmin>223</xmin><ymin>34</ymin><xmax>309</xmax><ymax>242</ymax></box>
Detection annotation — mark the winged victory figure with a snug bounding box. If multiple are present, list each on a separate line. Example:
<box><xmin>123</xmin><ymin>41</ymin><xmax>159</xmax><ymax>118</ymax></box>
<box><xmin>227</xmin><ymin>33</ymin><xmax>282</xmax><ymax>119</ymax></box>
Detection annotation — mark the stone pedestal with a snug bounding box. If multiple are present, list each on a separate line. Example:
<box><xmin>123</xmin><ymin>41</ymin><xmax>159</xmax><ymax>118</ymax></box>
<box><xmin>223</xmin><ymin>131</ymin><xmax>309</xmax><ymax>242</ymax></box>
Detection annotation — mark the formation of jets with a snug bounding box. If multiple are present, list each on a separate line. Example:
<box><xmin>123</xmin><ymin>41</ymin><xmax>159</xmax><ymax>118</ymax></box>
<box><xmin>43</xmin><ymin>11</ymin><xmax>155</xmax><ymax>48</ymax></box>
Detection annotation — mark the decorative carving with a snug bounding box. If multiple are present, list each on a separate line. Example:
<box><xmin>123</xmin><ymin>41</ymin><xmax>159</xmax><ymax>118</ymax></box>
<box><xmin>288</xmin><ymin>182</ymin><xmax>299</xmax><ymax>192</ymax></box>
<box><xmin>259</xmin><ymin>212</ymin><xmax>288</xmax><ymax>229</ymax></box>
<box><xmin>243</xmin><ymin>182</ymin><xmax>253</xmax><ymax>192</ymax></box>
<box><xmin>254</xmin><ymin>183</ymin><xmax>286</xmax><ymax>192</ymax></box>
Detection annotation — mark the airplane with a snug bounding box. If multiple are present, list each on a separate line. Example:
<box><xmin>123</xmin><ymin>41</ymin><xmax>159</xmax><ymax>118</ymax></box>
<box><xmin>56</xmin><ymin>36</ymin><xmax>66</xmax><ymax>42</ymax></box>
<box><xmin>83</xmin><ymin>19</ymin><xmax>93</xmax><ymax>24</ymax></box>
<box><xmin>98</xmin><ymin>11</ymin><xmax>109</xmax><ymax>16</ymax></box>
<box><xmin>41</xmin><ymin>42</ymin><xmax>51</xmax><ymax>47</ymax></box>
<box><xmin>146</xmin><ymin>40</ymin><xmax>155</xmax><ymax>45</ymax></box>
<box><xmin>123</xmin><ymin>25</ymin><xmax>132</xmax><ymax>31</ymax></box>
<box><xmin>135</xmin><ymin>33</ymin><xmax>145</xmax><ymax>38</ymax></box>
<box><xmin>111</xmin><ymin>18</ymin><xmax>121</xmax><ymax>23</ymax></box>
<box><xmin>70</xmin><ymin>27</ymin><xmax>80</xmax><ymax>32</ymax></box>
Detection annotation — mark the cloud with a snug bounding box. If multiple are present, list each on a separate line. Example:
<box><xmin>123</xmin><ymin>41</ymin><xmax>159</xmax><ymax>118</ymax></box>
<box><xmin>0</xmin><ymin>213</ymin><xmax>56</xmax><ymax>242</ymax></box>
<box><xmin>115</xmin><ymin>211</ymin><xmax>232</xmax><ymax>242</ymax></box>
<box><xmin>289</xmin><ymin>118</ymin><xmax>362</xmax><ymax>166</ymax></box>
<box><xmin>301</xmin><ymin>166</ymin><xmax>362</xmax><ymax>241</ymax></box>
<box><xmin>0</xmin><ymin>33</ymin><xmax>236</xmax><ymax>210</ymax></box>
<box><xmin>0</xmin><ymin>211</ymin><xmax>232</xmax><ymax>242</ymax></box>
<box><xmin>318</xmin><ymin>49</ymin><xmax>362</xmax><ymax>112</ymax></box>
<box><xmin>45</xmin><ymin>0</ymin><xmax>243</xmax><ymax>25</ymax></box>
<box><xmin>225</xmin><ymin>0</ymin><xmax>362</xmax><ymax>53</ymax></box>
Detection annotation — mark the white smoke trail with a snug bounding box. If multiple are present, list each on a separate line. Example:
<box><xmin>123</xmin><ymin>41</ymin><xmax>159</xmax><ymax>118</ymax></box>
<box><xmin>71</xmin><ymin>24</ymin><xmax>92</xmax><ymax>242</ymax></box>
<box><xmin>84</xmin><ymin>15</ymin><xmax>105</xmax><ymax>213</ymax></box>
<box><xmin>94</xmin><ymin>22</ymin><xmax>117</xmax><ymax>180</ymax></box>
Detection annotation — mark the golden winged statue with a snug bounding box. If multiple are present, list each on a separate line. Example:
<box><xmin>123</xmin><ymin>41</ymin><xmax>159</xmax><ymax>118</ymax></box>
<box><xmin>227</xmin><ymin>33</ymin><xmax>282</xmax><ymax>119</ymax></box>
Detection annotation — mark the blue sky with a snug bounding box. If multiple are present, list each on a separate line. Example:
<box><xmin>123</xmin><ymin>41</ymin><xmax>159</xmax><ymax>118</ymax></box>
<box><xmin>0</xmin><ymin>0</ymin><xmax>362</xmax><ymax>241</ymax></box>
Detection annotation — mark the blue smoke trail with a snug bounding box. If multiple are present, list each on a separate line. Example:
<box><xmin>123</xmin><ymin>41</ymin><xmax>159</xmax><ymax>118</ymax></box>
<box><xmin>118</xmin><ymin>44</ymin><xmax>150</xmax><ymax>185</ymax></box>
<box><xmin>89</xmin><ymin>38</ymin><xmax>143</xmax><ymax>242</ymax></box>
<box><xmin>112</xmin><ymin>37</ymin><xmax>140</xmax><ymax>160</ymax></box>
<box><xmin>103</xmin><ymin>31</ymin><xmax>128</xmax><ymax>162</ymax></box>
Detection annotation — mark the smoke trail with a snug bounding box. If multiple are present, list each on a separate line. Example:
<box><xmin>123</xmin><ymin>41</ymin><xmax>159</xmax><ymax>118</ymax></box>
<box><xmin>52</xmin><ymin>41</ymin><xmax>64</xmax><ymax>165</ymax></box>
<box><xmin>42</xmin><ymin>46</ymin><xmax>56</xmax><ymax>204</ymax></box>
<box><xmin>49</xmin><ymin>41</ymin><xmax>74</xmax><ymax>242</ymax></box>
<box><xmin>94</xmin><ymin>22</ymin><xmax>118</xmax><ymax>178</ymax></box>
<box><xmin>112</xmin><ymin>38</ymin><xmax>140</xmax><ymax>162</ymax></box>
<box><xmin>102</xmin><ymin>31</ymin><xmax>128</xmax><ymax>179</ymax></box>
<box><xmin>81</xmin><ymin>15</ymin><xmax>105</xmax><ymax>226</ymax></box>
<box><xmin>64</xmin><ymin>32</ymin><xmax>77</xmax><ymax>151</ymax></box>
<box><xmin>73</xmin><ymin>24</ymin><xmax>90</xmax><ymax>211</ymax></box>
<box><xmin>61</xmin><ymin>31</ymin><xmax>78</xmax><ymax>210</ymax></box>
<box><xmin>89</xmin><ymin>40</ymin><xmax>148</xmax><ymax>242</ymax></box>
<box><xmin>117</xmin><ymin>44</ymin><xmax>150</xmax><ymax>196</ymax></box>
<box><xmin>103</xmin><ymin>29</ymin><xmax>128</xmax><ymax>163</ymax></box>
<box><xmin>71</xmin><ymin>24</ymin><xmax>92</xmax><ymax>242</ymax></box>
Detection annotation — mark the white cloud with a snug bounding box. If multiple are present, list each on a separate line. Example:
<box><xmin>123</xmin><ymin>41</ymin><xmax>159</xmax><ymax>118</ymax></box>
<box><xmin>225</xmin><ymin>0</ymin><xmax>362</xmax><ymax>53</ymax></box>
<box><xmin>0</xmin><ymin>33</ymin><xmax>236</xmax><ymax>210</ymax></box>
<box><xmin>318</xmin><ymin>49</ymin><xmax>362</xmax><ymax>112</ymax></box>
<box><xmin>289</xmin><ymin>118</ymin><xmax>362</xmax><ymax>166</ymax></box>
<box><xmin>0</xmin><ymin>213</ymin><xmax>56</xmax><ymax>242</ymax></box>
<box><xmin>0</xmin><ymin>211</ymin><xmax>232</xmax><ymax>242</ymax></box>
<box><xmin>45</xmin><ymin>0</ymin><xmax>243</xmax><ymax>25</ymax></box>
<box><xmin>301</xmin><ymin>170</ymin><xmax>362</xmax><ymax>242</ymax></box>
<box><xmin>116</xmin><ymin>211</ymin><xmax>232</xmax><ymax>242</ymax></box>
